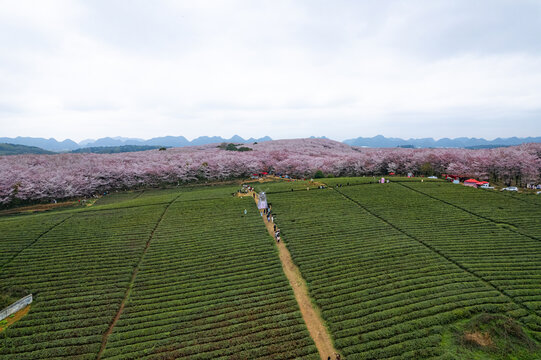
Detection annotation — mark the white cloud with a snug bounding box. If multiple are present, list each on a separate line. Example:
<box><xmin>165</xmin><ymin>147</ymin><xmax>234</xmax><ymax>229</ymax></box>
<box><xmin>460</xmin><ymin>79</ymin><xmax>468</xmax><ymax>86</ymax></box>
<box><xmin>0</xmin><ymin>0</ymin><xmax>540</xmax><ymax>141</ymax></box>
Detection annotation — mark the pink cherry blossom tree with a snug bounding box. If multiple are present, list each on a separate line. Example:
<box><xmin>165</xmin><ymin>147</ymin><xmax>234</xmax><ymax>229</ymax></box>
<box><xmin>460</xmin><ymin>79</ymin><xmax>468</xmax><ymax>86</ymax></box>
<box><xmin>1</xmin><ymin>139</ymin><xmax>540</xmax><ymax>206</ymax></box>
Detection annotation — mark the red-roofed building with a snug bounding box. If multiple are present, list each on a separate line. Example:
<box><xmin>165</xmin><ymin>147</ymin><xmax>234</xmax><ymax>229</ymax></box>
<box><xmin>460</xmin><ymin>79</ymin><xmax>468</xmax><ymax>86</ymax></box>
<box><xmin>464</xmin><ymin>179</ymin><xmax>481</xmax><ymax>188</ymax></box>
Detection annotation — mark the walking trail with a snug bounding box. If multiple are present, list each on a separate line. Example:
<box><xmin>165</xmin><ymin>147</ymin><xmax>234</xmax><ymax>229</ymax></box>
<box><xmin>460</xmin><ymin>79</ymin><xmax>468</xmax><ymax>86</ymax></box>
<box><xmin>239</xmin><ymin>191</ymin><xmax>339</xmax><ymax>360</ymax></box>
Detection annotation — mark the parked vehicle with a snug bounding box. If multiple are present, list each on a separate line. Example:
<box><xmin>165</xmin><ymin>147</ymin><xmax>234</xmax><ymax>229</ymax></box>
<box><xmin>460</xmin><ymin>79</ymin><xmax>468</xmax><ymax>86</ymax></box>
<box><xmin>480</xmin><ymin>184</ymin><xmax>494</xmax><ymax>189</ymax></box>
<box><xmin>501</xmin><ymin>186</ymin><xmax>518</xmax><ymax>192</ymax></box>
<box><xmin>427</xmin><ymin>176</ymin><xmax>438</xmax><ymax>179</ymax></box>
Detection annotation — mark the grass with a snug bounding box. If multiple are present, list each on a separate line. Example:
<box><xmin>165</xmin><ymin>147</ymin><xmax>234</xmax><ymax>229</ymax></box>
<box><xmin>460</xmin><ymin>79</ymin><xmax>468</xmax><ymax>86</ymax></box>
<box><xmin>441</xmin><ymin>314</ymin><xmax>540</xmax><ymax>359</ymax></box>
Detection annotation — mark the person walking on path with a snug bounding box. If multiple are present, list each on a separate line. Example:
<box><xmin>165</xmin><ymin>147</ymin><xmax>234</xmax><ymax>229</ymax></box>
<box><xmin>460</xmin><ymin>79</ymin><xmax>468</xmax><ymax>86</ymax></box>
<box><xmin>244</xmin><ymin>209</ymin><xmax>247</xmax><ymax>215</ymax></box>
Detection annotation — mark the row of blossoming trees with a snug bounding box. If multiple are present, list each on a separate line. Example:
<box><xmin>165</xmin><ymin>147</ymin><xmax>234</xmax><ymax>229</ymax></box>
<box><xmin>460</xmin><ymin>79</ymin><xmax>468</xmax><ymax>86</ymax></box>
<box><xmin>1</xmin><ymin>139</ymin><xmax>540</xmax><ymax>206</ymax></box>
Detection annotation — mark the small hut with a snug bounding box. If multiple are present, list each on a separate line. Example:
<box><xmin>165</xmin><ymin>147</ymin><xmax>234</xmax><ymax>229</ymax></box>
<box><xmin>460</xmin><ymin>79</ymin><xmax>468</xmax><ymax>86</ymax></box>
<box><xmin>464</xmin><ymin>179</ymin><xmax>480</xmax><ymax>188</ymax></box>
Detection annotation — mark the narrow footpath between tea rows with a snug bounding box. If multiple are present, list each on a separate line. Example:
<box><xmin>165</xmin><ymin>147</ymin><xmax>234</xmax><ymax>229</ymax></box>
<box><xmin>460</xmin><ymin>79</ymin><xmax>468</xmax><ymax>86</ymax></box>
<box><xmin>241</xmin><ymin>191</ymin><xmax>340</xmax><ymax>360</ymax></box>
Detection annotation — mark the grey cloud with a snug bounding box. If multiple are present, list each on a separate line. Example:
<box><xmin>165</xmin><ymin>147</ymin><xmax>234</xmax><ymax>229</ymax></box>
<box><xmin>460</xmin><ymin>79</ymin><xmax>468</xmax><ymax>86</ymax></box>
<box><xmin>1</xmin><ymin>0</ymin><xmax>541</xmax><ymax>141</ymax></box>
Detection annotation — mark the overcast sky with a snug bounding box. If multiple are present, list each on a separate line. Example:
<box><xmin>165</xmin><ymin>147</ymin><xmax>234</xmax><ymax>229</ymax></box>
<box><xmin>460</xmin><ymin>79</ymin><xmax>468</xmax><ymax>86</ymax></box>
<box><xmin>1</xmin><ymin>0</ymin><xmax>541</xmax><ymax>142</ymax></box>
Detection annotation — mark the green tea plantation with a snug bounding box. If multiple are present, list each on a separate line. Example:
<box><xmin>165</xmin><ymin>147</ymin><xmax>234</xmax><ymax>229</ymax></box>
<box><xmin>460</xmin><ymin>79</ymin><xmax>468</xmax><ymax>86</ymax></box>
<box><xmin>1</xmin><ymin>179</ymin><xmax>540</xmax><ymax>359</ymax></box>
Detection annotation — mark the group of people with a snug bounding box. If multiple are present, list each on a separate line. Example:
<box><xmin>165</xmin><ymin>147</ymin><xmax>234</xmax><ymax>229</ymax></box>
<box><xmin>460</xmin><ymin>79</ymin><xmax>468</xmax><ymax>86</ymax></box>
<box><xmin>274</xmin><ymin>224</ymin><xmax>281</xmax><ymax>243</ymax></box>
<box><xmin>237</xmin><ymin>184</ymin><xmax>255</xmax><ymax>194</ymax></box>
<box><xmin>261</xmin><ymin>204</ymin><xmax>281</xmax><ymax>243</ymax></box>
<box><xmin>238</xmin><ymin>185</ymin><xmax>283</xmax><ymax>242</ymax></box>
<box><xmin>328</xmin><ymin>354</ymin><xmax>341</xmax><ymax>360</ymax></box>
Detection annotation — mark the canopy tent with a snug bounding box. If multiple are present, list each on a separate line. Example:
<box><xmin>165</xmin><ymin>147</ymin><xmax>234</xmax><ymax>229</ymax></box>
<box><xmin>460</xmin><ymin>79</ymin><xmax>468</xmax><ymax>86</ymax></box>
<box><xmin>257</xmin><ymin>192</ymin><xmax>268</xmax><ymax>210</ymax></box>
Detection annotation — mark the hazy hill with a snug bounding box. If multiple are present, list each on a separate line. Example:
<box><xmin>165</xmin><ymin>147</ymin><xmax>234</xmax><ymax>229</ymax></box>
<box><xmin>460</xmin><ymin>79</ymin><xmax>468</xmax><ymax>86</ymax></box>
<box><xmin>0</xmin><ymin>143</ymin><xmax>54</xmax><ymax>155</ymax></box>
<box><xmin>0</xmin><ymin>137</ymin><xmax>79</xmax><ymax>151</ymax></box>
<box><xmin>70</xmin><ymin>145</ymin><xmax>166</xmax><ymax>154</ymax></box>
<box><xmin>343</xmin><ymin>135</ymin><xmax>541</xmax><ymax>148</ymax></box>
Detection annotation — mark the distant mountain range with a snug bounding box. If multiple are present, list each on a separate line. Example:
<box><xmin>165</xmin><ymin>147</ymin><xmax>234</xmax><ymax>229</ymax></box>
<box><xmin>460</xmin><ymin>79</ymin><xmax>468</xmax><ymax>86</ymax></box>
<box><xmin>0</xmin><ymin>135</ymin><xmax>273</xmax><ymax>152</ymax></box>
<box><xmin>343</xmin><ymin>135</ymin><xmax>541</xmax><ymax>148</ymax></box>
<box><xmin>0</xmin><ymin>135</ymin><xmax>540</xmax><ymax>154</ymax></box>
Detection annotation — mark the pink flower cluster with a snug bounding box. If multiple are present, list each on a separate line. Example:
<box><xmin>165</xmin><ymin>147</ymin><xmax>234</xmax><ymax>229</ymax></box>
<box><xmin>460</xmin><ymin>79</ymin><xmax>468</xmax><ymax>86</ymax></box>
<box><xmin>1</xmin><ymin>139</ymin><xmax>540</xmax><ymax>205</ymax></box>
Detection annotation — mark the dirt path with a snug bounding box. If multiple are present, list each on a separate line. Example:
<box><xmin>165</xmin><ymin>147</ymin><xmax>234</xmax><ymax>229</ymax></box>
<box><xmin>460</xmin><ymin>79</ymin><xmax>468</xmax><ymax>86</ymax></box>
<box><xmin>0</xmin><ymin>202</ymin><xmax>77</xmax><ymax>216</ymax></box>
<box><xmin>240</xmin><ymin>191</ymin><xmax>339</xmax><ymax>360</ymax></box>
<box><xmin>0</xmin><ymin>305</ymin><xmax>31</xmax><ymax>332</ymax></box>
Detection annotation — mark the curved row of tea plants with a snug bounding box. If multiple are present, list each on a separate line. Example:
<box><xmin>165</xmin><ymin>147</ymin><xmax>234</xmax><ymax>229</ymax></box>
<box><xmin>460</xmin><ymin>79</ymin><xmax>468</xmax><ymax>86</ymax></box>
<box><xmin>101</xmin><ymin>195</ymin><xmax>318</xmax><ymax>360</ymax></box>
<box><xmin>0</xmin><ymin>212</ymin><xmax>71</xmax><ymax>268</ymax></box>
<box><xmin>322</xmin><ymin>176</ymin><xmax>441</xmax><ymax>187</ymax></box>
<box><xmin>340</xmin><ymin>183</ymin><xmax>541</xmax><ymax>340</ymax></box>
<box><xmin>1</xmin><ymin>186</ymin><xmax>318</xmax><ymax>359</ymax></box>
<box><xmin>0</xmin><ymin>204</ymin><xmax>168</xmax><ymax>359</ymax></box>
<box><xmin>270</xmin><ymin>189</ymin><xmax>531</xmax><ymax>358</ymax></box>
<box><xmin>397</xmin><ymin>181</ymin><xmax>541</xmax><ymax>239</ymax></box>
